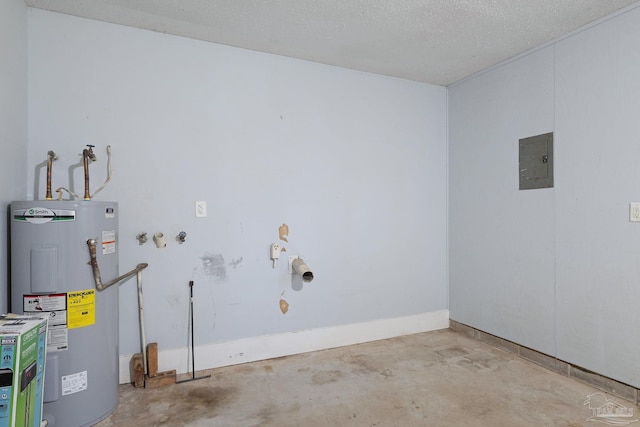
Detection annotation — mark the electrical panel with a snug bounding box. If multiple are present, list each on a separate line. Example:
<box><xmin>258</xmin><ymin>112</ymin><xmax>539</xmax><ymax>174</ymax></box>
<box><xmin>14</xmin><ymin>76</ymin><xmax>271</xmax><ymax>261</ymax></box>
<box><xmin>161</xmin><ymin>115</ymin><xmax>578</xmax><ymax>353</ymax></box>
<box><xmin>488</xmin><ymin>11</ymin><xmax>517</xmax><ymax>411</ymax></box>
<box><xmin>519</xmin><ymin>132</ymin><xmax>553</xmax><ymax>190</ymax></box>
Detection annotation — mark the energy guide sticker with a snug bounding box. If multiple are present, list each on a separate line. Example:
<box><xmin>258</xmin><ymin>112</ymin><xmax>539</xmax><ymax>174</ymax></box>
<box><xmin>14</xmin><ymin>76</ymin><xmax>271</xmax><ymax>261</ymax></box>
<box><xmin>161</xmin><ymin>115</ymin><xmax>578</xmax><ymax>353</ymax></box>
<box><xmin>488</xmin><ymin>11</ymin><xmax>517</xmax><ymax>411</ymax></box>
<box><xmin>67</xmin><ymin>289</ymin><xmax>96</xmax><ymax>329</ymax></box>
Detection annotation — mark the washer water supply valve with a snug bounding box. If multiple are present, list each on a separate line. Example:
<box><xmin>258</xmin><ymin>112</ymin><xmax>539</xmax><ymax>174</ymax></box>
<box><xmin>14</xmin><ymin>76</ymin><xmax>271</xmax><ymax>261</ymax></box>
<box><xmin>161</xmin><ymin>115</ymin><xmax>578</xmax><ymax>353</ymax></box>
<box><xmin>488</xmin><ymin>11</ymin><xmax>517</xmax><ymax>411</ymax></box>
<box><xmin>177</xmin><ymin>231</ymin><xmax>187</xmax><ymax>243</ymax></box>
<box><xmin>136</xmin><ymin>232</ymin><xmax>148</xmax><ymax>245</ymax></box>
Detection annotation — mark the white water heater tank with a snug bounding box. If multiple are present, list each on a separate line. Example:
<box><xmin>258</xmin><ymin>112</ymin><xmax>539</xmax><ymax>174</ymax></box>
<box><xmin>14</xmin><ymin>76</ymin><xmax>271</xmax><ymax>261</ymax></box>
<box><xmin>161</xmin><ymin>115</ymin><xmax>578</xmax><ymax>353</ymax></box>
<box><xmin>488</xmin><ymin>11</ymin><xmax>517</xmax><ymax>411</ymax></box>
<box><xmin>10</xmin><ymin>200</ymin><xmax>119</xmax><ymax>427</ymax></box>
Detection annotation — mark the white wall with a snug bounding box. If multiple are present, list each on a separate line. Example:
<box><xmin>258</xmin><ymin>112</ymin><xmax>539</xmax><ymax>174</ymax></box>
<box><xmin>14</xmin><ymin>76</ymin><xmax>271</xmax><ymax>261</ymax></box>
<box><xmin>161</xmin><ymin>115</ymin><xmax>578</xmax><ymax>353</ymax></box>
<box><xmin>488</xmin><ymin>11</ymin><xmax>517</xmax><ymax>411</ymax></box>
<box><xmin>449</xmin><ymin>47</ymin><xmax>556</xmax><ymax>355</ymax></box>
<box><xmin>26</xmin><ymin>9</ymin><xmax>448</xmax><ymax>374</ymax></box>
<box><xmin>449</xmin><ymin>5</ymin><xmax>640</xmax><ymax>387</ymax></box>
<box><xmin>0</xmin><ymin>0</ymin><xmax>28</xmax><ymax>313</ymax></box>
<box><xmin>554</xmin><ymin>7</ymin><xmax>640</xmax><ymax>387</ymax></box>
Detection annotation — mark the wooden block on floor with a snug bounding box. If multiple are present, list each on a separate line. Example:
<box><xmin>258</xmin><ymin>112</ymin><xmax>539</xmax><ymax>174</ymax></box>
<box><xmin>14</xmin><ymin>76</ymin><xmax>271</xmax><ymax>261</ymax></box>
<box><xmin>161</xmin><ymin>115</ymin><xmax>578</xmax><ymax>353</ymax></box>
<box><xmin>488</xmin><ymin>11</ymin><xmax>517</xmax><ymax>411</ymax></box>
<box><xmin>145</xmin><ymin>370</ymin><xmax>176</xmax><ymax>388</ymax></box>
<box><xmin>133</xmin><ymin>353</ymin><xmax>145</xmax><ymax>388</ymax></box>
<box><xmin>147</xmin><ymin>342</ymin><xmax>158</xmax><ymax>377</ymax></box>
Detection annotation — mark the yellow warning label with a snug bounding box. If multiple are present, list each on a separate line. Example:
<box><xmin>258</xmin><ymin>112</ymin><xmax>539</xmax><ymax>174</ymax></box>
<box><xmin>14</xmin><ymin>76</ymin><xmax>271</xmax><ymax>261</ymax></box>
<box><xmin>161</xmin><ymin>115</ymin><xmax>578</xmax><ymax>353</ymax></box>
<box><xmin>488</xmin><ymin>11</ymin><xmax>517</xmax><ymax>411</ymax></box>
<box><xmin>67</xmin><ymin>289</ymin><xmax>95</xmax><ymax>329</ymax></box>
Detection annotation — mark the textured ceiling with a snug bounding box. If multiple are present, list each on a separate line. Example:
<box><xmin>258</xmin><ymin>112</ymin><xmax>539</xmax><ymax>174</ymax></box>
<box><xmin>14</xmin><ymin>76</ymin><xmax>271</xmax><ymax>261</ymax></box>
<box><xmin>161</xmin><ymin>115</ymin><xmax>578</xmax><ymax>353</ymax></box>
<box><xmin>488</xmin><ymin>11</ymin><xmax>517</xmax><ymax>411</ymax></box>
<box><xmin>24</xmin><ymin>0</ymin><xmax>640</xmax><ymax>85</ymax></box>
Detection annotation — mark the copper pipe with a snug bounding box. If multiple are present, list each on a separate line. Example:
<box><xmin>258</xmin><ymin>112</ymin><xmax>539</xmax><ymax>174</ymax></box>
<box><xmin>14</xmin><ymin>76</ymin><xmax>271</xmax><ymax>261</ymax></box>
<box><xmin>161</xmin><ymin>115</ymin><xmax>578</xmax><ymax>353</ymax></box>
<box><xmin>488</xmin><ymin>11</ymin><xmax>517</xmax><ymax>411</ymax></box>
<box><xmin>82</xmin><ymin>145</ymin><xmax>96</xmax><ymax>200</ymax></box>
<box><xmin>45</xmin><ymin>150</ymin><xmax>57</xmax><ymax>200</ymax></box>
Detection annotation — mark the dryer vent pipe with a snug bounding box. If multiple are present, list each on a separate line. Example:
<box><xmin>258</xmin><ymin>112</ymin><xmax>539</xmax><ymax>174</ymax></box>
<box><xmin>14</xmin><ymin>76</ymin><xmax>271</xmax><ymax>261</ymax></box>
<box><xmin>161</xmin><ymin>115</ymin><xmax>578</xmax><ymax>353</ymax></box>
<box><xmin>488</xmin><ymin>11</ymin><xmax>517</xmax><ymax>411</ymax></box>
<box><xmin>292</xmin><ymin>258</ymin><xmax>314</xmax><ymax>283</ymax></box>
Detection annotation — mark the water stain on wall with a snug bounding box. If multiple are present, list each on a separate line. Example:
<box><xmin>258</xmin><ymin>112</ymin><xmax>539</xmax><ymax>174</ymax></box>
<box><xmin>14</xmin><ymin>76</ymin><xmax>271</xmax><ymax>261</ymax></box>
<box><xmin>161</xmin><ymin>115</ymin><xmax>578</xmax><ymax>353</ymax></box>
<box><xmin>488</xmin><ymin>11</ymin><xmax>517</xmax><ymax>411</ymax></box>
<box><xmin>201</xmin><ymin>253</ymin><xmax>226</xmax><ymax>279</ymax></box>
<box><xmin>165</xmin><ymin>294</ymin><xmax>181</xmax><ymax>307</ymax></box>
<box><xmin>228</xmin><ymin>257</ymin><xmax>243</xmax><ymax>269</ymax></box>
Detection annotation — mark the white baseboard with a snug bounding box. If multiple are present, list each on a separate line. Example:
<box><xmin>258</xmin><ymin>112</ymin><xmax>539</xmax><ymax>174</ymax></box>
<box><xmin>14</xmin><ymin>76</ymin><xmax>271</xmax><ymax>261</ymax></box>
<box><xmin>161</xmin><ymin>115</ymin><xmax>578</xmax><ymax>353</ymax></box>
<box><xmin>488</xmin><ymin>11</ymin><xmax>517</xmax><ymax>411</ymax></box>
<box><xmin>119</xmin><ymin>309</ymin><xmax>450</xmax><ymax>384</ymax></box>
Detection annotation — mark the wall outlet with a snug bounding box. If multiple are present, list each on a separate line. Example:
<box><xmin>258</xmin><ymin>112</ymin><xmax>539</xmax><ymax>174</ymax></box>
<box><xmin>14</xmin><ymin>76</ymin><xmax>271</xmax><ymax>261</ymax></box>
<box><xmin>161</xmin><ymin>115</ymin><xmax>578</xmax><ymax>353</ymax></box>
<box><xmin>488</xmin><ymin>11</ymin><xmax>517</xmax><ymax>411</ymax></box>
<box><xmin>630</xmin><ymin>203</ymin><xmax>640</xmax><ymax>222</ymax></box>
<box><xmin>270</xmin><ymin>243</ymin><xmax>281</xmax><ymax>268</ymax></box>
<box><xmin>195</xmin><ymin>200</ymin><xmax>207</xmax><ymax>218</ymax></box>
<box><xmin>270</xmin><ymin>243</ymin><xmax>280</xmax><ymax>260</ymax></box>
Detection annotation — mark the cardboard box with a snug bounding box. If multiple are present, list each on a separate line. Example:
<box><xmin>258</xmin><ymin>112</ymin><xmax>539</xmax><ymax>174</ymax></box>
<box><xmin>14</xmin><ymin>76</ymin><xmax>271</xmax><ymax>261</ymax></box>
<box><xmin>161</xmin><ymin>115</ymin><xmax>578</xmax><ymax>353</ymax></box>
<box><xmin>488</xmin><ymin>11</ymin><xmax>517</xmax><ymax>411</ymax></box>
<box><xmin>0</xmin><ymin>315</ymin><xmax>48</xmax><ymax>427</ymax></box>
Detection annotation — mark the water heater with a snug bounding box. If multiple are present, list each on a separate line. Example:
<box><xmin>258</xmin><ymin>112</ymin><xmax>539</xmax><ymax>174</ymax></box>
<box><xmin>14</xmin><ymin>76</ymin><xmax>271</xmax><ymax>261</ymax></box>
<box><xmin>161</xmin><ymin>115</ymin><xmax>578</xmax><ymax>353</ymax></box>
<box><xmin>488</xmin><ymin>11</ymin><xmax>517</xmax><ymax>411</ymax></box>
<box><xmin>10</xmin><ymin>200</ymin><xmax>119</xmax><ymax>427</ymax></box>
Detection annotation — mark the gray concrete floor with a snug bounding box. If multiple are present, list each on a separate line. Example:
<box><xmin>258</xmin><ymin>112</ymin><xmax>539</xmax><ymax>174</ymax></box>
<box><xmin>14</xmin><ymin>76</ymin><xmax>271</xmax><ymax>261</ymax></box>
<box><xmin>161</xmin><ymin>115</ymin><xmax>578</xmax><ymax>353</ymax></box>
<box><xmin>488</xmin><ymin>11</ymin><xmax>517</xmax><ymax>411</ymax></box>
<box><xmin>95</xmin><ymin>329</ymin><xmax>639</xmax><ymax>426</ymax></box>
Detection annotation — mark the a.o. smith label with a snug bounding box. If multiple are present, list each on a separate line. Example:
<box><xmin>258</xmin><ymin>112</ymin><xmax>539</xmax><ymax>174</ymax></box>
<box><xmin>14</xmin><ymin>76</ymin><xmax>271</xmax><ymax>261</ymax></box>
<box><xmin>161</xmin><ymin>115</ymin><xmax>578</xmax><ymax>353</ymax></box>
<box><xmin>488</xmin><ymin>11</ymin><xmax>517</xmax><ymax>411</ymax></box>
<box><xmin>13</xmin><ymin>208</ymin><xmax>76</xmax><ymax>224</ymax></box>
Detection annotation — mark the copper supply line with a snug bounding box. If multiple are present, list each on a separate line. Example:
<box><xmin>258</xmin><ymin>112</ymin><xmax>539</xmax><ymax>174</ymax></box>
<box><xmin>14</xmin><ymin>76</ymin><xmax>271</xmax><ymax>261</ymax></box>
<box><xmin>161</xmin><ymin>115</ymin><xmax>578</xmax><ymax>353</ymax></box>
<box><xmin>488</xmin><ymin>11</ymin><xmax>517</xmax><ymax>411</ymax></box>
<box><xmin>45</xmin><ymin>150</ymin><xmax>58</xmax><ymax>200</ymax></box>
<box><xmin>83</xmin><ymin>145</ymin><xmax>96</xmax><ymax>200</ymax></box>
<box><xmin>56</xmin><ymin>145</ymin><xmax>112</xmax><ymax>201</ymax></box>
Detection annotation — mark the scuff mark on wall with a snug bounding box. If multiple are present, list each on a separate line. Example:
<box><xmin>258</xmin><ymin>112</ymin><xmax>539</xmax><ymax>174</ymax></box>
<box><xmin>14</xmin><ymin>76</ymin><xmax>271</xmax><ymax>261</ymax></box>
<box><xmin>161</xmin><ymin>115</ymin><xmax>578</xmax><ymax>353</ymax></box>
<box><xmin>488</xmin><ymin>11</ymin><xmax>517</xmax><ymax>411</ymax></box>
<box><xmin>229</xmin><ymin>257</ymin><xmax>243</xmax><ymax>269</ymax></box>
<box><xmin>279</xmin><ymin>223</ymin><xmax>289</xmax><ymax>242</ymax></box>
<box><xmin>201</xmin><ymin>253</ymin><xmax>226</xmax><ymax>279</ymax></box>
<box><xmin>279</xmin><ymin>291</ymin><xmax>289</xmax><ymax>314</ymax></box>
<box><xmin>166</xmin><ymin>294</ymin><xmax>181</xmax><ymax>307</ymax></box>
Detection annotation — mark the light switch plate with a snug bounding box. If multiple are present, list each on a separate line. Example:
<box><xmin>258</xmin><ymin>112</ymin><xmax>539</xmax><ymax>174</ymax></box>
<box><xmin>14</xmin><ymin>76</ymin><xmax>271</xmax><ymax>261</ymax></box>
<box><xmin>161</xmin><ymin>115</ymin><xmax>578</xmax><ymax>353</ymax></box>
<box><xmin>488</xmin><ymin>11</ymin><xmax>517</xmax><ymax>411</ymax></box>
<box><xmin>195</xmin><ymin>201</ymin><xmax>207</xmax><ymax>218</ymax></box>
<box><xmin>630</xmin><ymin>203</ymin><xmax>640</xmax><ymax>222</ymax></box>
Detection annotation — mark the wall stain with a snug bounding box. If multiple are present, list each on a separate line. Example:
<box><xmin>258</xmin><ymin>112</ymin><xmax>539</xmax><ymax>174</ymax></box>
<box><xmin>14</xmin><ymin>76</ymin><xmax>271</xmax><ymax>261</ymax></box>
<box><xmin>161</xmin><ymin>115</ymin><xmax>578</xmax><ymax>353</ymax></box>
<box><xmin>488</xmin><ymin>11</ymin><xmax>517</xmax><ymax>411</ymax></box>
<box><xmin>229</xmin><ymin>257</ymin><xmax>243</xmax><ymax>269</ymax></box>
<box><xmin>201</xmin><ymin>253</ymin><xmax>226</xmax><ymax>279</ymax></box>
<box><xmin>165</xmin><ymin>294</ymin><xmax>181</xmax><ymax>307</ymax></box>
<box><xmin>278</xmin><ymin>223</ymin><xmax>289</xmax><ymax>242</ymax></box>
